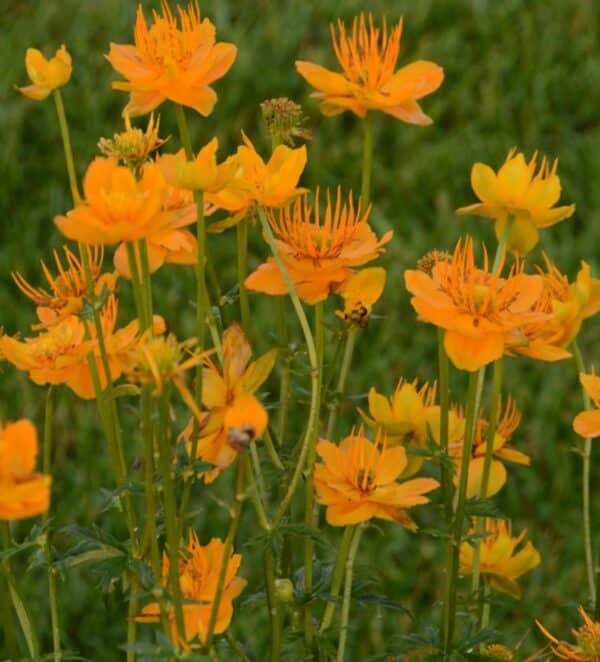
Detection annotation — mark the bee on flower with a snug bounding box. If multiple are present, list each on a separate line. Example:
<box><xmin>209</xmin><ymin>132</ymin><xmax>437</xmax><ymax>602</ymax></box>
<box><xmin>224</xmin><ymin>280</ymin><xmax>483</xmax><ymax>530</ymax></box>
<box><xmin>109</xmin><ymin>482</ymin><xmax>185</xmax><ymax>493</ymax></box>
<box><xmin>296</xmin><ymin>14</ymin><xmax>443</xmax><ymax>124</ymax></box>
<box><xmin>137</xmin><ymin>531</ymin><xmax>246</xmax><ymax>649</ymax></box>
<box><xmin>335</xmin><ymin>267</ymin><xmax>387</xmax><ymax>327</ymax></box>
<box><xmin>537</xmin><ymin>606</ymin><xmax>600</xmax><ymax>661</ymax></box>
<box><xmin>0</xmin><ymin>419</ymin><xmax>51</xmax><ymax>520</ymax></box>
<box><xmin>107</xmin><ymin>1</ymin><xmax>237</xmax><ymax>117</ymax></box>
<box><xmin>16</xmin><ymin>44</ymin><xmax>72</xmax><ymax>100</ymax></box>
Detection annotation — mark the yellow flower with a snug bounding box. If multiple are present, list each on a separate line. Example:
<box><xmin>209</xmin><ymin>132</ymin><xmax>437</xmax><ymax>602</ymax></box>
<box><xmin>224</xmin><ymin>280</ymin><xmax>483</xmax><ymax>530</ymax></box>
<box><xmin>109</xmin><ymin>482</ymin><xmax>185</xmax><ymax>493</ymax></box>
<box><xmin>537</xmin><ymin>606</ymin><xmax>600</xmax><ymax>661</ymax></box>
<box><xmin>0</xmin><ymin>419</ymin><xmax>51</xmax><ymax>520</ymax></box>
<box><xmin>180</xmin><ymin>323</ymin><xmax>276</xmax><ymax>483</ymax></box>
<box><xmin>107</xmin><ymin>1</ymin><xmax>237</xmax><ymax>116</ymax></box>
<box><xmin>206</xmin><ymin>133</ymin><xmax>307</xmax><ymax>232</ymax></box>
<box><xmin>456</xmin><ymin>149</ymin><xmax>575</xmax><ymax>256</ymax></box>
<box><xmin>313</xmin><ymin>429</ymin><xmax>439</xmax><ymax>527</ymax></box>
<box><xmin>12</xmin><ymin>245</ymin><xmax>118</xmax><ymax>329</ymax></box>
<box><xmin>137</xmin><ymin>531</ymin><xmax>246</xmax><ymax>649</ymax></box>
<box><xmin>17</xmin><ymin>45</ymin><xmax>72</xmax><ymax>100</ymax></box>
<box><xmin>335</xmin><ymin>267</ymin><xmax>387</xmax><ymax>326</ymax></box>
<box><xmin>459</xmin><ymin>519</ymin><xmax>540</xmax><ymax>598</ymax></box>
<box><xmin>573</xmin><ymin>372</ymin><xmax>600</xmax><ymax>439</ymax></box>
<box><xmin>98</xmin><ymin>112</ymin><xmax>167</xmax><ymax>167</ymax></box>
<box><xmin>296</xmin><ymin>14</ymin><xmax>443</xmax><ymax>124</ymax></box>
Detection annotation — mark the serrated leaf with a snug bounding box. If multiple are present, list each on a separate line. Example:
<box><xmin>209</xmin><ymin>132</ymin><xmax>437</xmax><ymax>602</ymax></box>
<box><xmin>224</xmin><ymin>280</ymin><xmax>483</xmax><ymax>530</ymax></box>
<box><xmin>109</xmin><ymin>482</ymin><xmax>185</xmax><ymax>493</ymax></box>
<box><xmin>61</xmin><ymin>547</ymin><xmax>124</xmax><ymax>569</ymax></box>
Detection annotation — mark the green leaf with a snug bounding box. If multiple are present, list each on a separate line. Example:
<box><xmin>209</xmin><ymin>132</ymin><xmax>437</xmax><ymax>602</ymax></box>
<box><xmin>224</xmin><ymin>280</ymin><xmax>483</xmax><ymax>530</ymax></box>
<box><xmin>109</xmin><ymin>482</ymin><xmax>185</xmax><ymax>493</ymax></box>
<box><xmin>4</xmin><ymin>569</ymin><xmax>40</xmax><ymax>659</ymax></box>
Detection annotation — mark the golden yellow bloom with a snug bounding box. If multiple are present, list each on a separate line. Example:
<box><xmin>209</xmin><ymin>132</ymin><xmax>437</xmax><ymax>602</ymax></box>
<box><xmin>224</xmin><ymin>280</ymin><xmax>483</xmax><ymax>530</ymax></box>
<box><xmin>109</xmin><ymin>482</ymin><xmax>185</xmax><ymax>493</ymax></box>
<box><xmin>0</xmin><ymin>296</ymin><xmax>149</xmax><ymax>399</ymax></box>
<box><xmin>459</xmin><ymin>519</ymin><xmax>540</xmax><ymax>598</ymax></box>
<box><xmin>17</xmin><ymin>45</ymin><xmax>72</xmax><ymax>100</ymax></box>
<box><xmin>107</xmin><ymin>1</ymin><xmax>236</xmax><ymax>117</ymax></box>
<box><xmin>158</xmin><ymin>138</ymin><xmax>237</xmax><ymax>192</ymax></box>
<box><xmin>98</xmin><ymin>112</ymin><xmax>167</xmax><ymax>166</ymax></box>
<box><xmin>404</xmin><ymin>238</ymin><xmax>545</xmax><ymax>371</ymax></box>
<box><xmin>206</xmin><ymin>133</ymin><xmax>307</xmax><ymax>232</ymax></box>
<box><xmin>12</xmin><ymin>245</ymin><xmax>118</xmax><ymax>329</ymax></box>
<box><xmin>573</xmin><ymin>373</ymin><xmax>600</xmax><ymax>439</ymax></box>
<box><xmin>55</xmin><ymin>157</ymin><xmax>167</xmax><ymax>245</ymax></box>
<box><xmin>507</xmin><ymin>257</ymin><xmax>600</xmax><ymax>362</ymax></box>
<box><xmin>0</xmin><ymin>419</ymin><xmax>51</xmax><ymax>520</ymax></box>
<box><xmin>245</xmin><ymin>189</ymin><xmax>392</xmax><ymax>304</ymax></box>
<box><xmin>456</xmin><ymin>149</ymin><xmax>576</xmax><ymax>256</ymax></box>
<box><xmin>335</xmin><ymin>267</ymin><xmax>386</xmax><ymax>326</ymax></box>
<box><xmin>296</xmin><ymin>14</ymin><xmax>443</xmax><ymax>123</ymax></box>
<box><xmin>181</xmin><ymin>323</ymin><xmax>275</xmax><ymax>483</ymax></box>
<box><xmin>537</xmin><ymin>607</ymin><xmax>600</xmax><ymax>661</ymax></box>
<box><xmin>138</xmin><ymin>531</ymin><xmax>246</xmax><ymax>648</ymax></box>
<box><xmin>313</xmin><ymin>429</ymin><xmax>438</xmax><ymax>527</ymax></box>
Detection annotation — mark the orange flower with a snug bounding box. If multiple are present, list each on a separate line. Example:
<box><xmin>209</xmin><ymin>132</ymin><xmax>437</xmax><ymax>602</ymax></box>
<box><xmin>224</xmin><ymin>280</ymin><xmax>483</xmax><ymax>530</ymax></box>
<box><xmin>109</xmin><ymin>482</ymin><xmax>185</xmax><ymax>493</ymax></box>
<box><xmin>0</xmin><ymin>296</ymin><xmax>150</xmax><ymax>399</ymax></box>
<box><xmin>107</xmin><ymin>2</ymin><xmax>236</xmax><ymax>117</ymax></box>
<box><xmin>573</xmin><ymin>373</ymin><xmax>600</xmax><ymax>439</ymax></box>
<box><xmin>245</xmin><ymin>189</ymin><xmax>392</xmax><ymax>304</ymax></box>
<box><xmin>313</xmin><ymin>429</ymin><xmax>439</xmax><ymax>527</ymax></box>
<box><xmin>507</xmin><ymin>257</ymin><xmax>600</xmax><ymax>362</ymax></box>
<box><xmin>181</xmin><ymin>323</ymin><xmax>276</xmax><ymax>483</ymax></box>
<box><xmin>456</xmin><ymin>149</ymin><xmax>575</xmax><ymax>256</ymax></box>
<box><xmin>55</xmin><ymin>157</ymin><xmax>167</xmax><ymax>245</ymax></box>
<box><xmin>12</xmin><ymin>245</ymin><xmax>118</xmax><ymax>328</ymax></box>
<box><xmin>335</xmin><ymin>267</ymin><xmax>387</xmax><ymax>326</ymax></box>
<box><xmin>459</xmin><ymin>519</ymin><xmax>540</xmax><ymax>599</ymax></box>
<box><xmin>137</xmin><ymin>532</ymin><xmax>246</xmax><ymax>648</ymax></box>
<box><xmin>0</xmin><ymin>419</ymin><xmax>51</xmax><ymax>520</ymax></box>
<box><xmin>537</xmin><ymin>607</ymin><xmax>600</xmax><ymax>661</ymax></box>
<box><xmin>449</xmin><ymin>397</ymin><xmax>529</xmax><ymax>498</ymax></box>
<box><xmin>206</xmin><ymin>133</ymin><xmax>307</xmax><ymax>232</ymax></box>
<box><xmin>404</xmin><ymin>238</ymin><xmax>545</xmax><ymax>371</ymax></box>
<box><xmin>296</xmin><ymin>14</ymin><xmax>443</xmax><ymax>124</ymax></box>
<box><xmin>17</xmin><ymin>45</ymin><xmax>72</xmax><ymax>100</ymax></box>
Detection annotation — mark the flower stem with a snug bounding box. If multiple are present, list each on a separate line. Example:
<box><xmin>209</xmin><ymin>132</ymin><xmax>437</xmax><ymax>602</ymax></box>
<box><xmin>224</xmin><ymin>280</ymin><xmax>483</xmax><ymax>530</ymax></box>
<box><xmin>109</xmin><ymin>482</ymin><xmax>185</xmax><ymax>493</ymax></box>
<box><xmin>337</xmin><ymin>523</ymin><xmax>365</xmax><ymax>662</ymax></box>
<box><xmin>572</xmin><ymin>340</ymin><xmax>597</xmax><ymax>610</ymax></box>
<box><xmin>442</xmin><ymin>369</ymin><xmax>482</xmax><ymax>655</ymax></box>
<box><xmin>156</xmin><ymin>386</ymin><xmax>186</xmax><ymax>643</ymax></box>
<box><xmin>257</xmin><ymin>206</ymin><xmax>319</xmax><ymax>528</ymax></box>
<box><xmin>1</xmin><ymin>523</ymin><xmax>19</xmax><ymax>661</ymax></box>
<box><xmin>205</xmin><ymin>457</ymin><xmax>246</xmax><ymax>650</ymax></box>
<box><xmin>264</xmin><ymin>545</ymin><xmax>281</xmax><ymax>662</ymax></box>
<box><xmin>326</xmin><ymin>325</ymin><xmax>358</xmax><ymax>440</ymax></box>
<box><xmin>304</xmin><ymin>301</ymin><xmax>324</xmax><ymax>652</ymax></box>
<box><xmin>361</xmin><ymin>113</ymin><xmax>374</xmax><ymax>208</ymax></box>
<box><xmin>276</xmin><ymin>297</ymin><xmax>290</xmax><ymax>445</ymax></box>
<box><xmin>437</xmin><ymin>329</ymin><xmax>452</xmax><ymax>525</ymax></box>
<box><xmin>174</xmin><ymin>104</ymin><xmax>193</xmax><ymax>160</ymax></box>
<box><xmin>52</xmin><ymin>89</ymin><xmax>80</xmax><ymax>205</ymax></box>
<box><xmin>237</xmin><ymin>217</ymin><xmax>251</xmax><ymax>333</ymax></box>
<box><xmin>319</xmin><ymin>525</ymin><xmax>355</xmax><ymax>634</ymax></box>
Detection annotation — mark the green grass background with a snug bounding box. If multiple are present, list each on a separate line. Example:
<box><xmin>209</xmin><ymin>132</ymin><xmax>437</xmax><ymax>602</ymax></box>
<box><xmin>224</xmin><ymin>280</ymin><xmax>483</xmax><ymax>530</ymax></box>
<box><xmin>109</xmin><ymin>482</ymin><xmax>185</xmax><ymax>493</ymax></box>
<box><xmin>1</xmin><ymin>0</ymin><xmax>599</xmax><ymax>658</ymax></box>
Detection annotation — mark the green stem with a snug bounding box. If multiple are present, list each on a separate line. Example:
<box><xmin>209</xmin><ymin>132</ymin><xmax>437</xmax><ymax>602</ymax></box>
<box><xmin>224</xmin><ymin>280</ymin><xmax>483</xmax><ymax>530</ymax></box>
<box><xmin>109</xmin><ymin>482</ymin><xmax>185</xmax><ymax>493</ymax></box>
<box><xmin>257</xmin><ymin>206</ymin><xmax>319</xmax><ymax>528</ymax></box>
<box><xmin>43</xmin><ymin>386</ymin><xmax>62</xmax><ymax>662</ymax></box>
<box><xmin>276</xmin><ymin>298</ymin><xmax>290</xmax><ymax>446</ymax></box>
<box><xmin>263</xmin><ymin>427</ymin><xmax>284</xmax><ymax>470</ymax></box>
<box><xmin>336</xmin><ymin>523</ymin><xmax>365</xmax><ymax>662</ymax></box>
<box><xmin>573</xmin><ymin>341</ymin><xmax>597</xmax><ymax>610</ymax></box>
<box><xmin>244</xmin><ymin>454</ymin><xmax>271</xmax><ymax>532</ymax></box>
<box><xmin>319</xmin><ymin>525</ymin><xmax>355</xmax><ymax>633</ymax></box>
<box><xmin>437</xmin><ymin>329</ymin><xmax>452</xmax><ymax>525</ymax></box>
<box><xmin>127</xmin><ymin>579</ymin><xmax>140</xmax><ymax>662</ymax></box>
<box><xmin>156</xmin><ymin>386</ymin><xmax>185</xmax><ymax>644</ymax></box>
<box><xmin>304</xmin><ymin>301</ymin><xmax>324</xmax><ymax>652</ymax></box>
<box><xmin>326</xmin><ymin>325</ymin><xmax>358</xmax><ymax>440</ymax></box>
<box><xmin>263</xmin><ymin>544</ymin><xmax>281</xmax><ymax>661</ymax></box>
<box><xmin>1</xmin><ymin>523</ymin><xmax>19</xmax><ymax>660</ymax></box>
<box><xmin>237</xmin><ymin>218</ymin><xmax>251</xmax><ymax>333</ymax></box>
<box><xmin>360</xmin><ymin>113</ymin><xmax>374</xmax><ymax>208</ymax></box>
<box><xmin>126</xmin><ymin>242</ymin><xmax>147</xmax><ymax>329</ymax></box>
<box><xmin>138</xmin><ymin>239</ymin><xmax>154</xmax><ymax>327</ymax></box>
<box><xmin>491</xmin><ymin>216</ymin><xmax>513</xmax><ymax>275</ymax></box>
<box><xmin>205</xmin><ymin>458</ymin><xmax>246</xmax><ymax>650</ymax></box>
<box><xmin>175</xmin><ymin>104</ymin><xmax>193</xmax><ymax>160</ymax></box>
<box><xmin>442</xmin><ymin>369</ymin><xmax>482</xmax><ymax>654</ymax></box>
<box><xmin>52</xmin><ymin>89</ymin><xmax>80</xmax><ymax>205</ymax></box>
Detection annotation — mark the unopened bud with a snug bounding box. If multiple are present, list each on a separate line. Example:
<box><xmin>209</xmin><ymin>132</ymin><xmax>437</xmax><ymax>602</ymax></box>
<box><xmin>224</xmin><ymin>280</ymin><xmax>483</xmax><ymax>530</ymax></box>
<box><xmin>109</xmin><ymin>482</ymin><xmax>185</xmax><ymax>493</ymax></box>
<box><xmin>261</xmin><ymin>97</ymin><xmax>312</xmax><ymax>146</ymax></box>
<box><xmin>274</xmin><ymin>578</ymin><xmax>295</xmax><ymax>604</ymax></box>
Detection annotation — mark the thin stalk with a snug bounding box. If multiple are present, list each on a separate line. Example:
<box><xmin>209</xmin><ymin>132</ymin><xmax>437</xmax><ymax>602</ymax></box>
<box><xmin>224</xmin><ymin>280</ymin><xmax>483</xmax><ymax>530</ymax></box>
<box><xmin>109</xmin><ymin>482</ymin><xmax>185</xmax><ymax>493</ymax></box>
<box><xmin>304</xmin><ymin>301</ymin><xmax>325</xmax><ymax>652</ymax></box>
<box><xmin>43</xmin><ymin>386</ymin><xmax>62</xmax><ymax>662</ymax></box>
<box><xmin>442</xmin><ymin>369</ymin><xmax>482</xmax><ymax>655</ymax></box>
<box><xmin>437</xmin><ymin>329</ymin><xmax>452</xmax><ymax>525</ymax></box>
<box><xmin>127</xmin><ymin>579</ymin><xmax>140</xmax><ymax>662</ymax></box>
<box><xmin>326</xmin><ymin>326</ymin><xmax>358</xmax><ymax>440</ymax></box>
<box><xmin>480</xmin><ymin>580</ymin><xmax>491</xmax><ymax>631</ymax></box>
<box><xmin>319</xmin><ymin>526</ymin><xmax>355</xmax><ymax>633</ymax></box>
<box><xmin>156</xmin><ymin>386</ymin><xmax>185</xmax><ymax>643</ymax></box>
<box><xmin>258</xmin><ymin>205</ymin><xmax>319</xmax><ymax>528</ymax></box>
<box><xmin>125</xmin><ymin>243</ymin><xmax>146</xmax><ymax>328</ymax></box>
<box><xmin>337</xmin><ymin>523</ymin><xmax>365</xmax><ymax>662</ymax></box>
<box><xmin>573</xmin><ymin>341</ymin><xmax>596</xmax><ymax>610</ymax></box>
<box><xmin>263</xmin><ymin>428</ymin><xmax>284</xmax><ymax>470</ymax></box>
<box><xmin>263</xmin><ymin>544</ymin><xmax>281</xmax><ymax>661</ymax></box>
<box><xmin>250</xmin><ymin>443</ymin><xmax>268</xmax><ymax>504</ymax></box>
<box><xmin>205</xmin><ymin>458</ymin><xmax>246</xmax><ymax>650</ymax></box>
<box><xmin>244</xmin><ymin>454</ymin><xmax>271</xmax><ymax>532</ymax></box>
<box><xmin>360</xmin><ymin>113</ymin><xmax>374</xmax><ymax>207</ymax></box>
<box><xmin>175</xmin><ymin>104</ymin><xmax>193</xmax><ymax>160</ymax></box>
<box><xmin>276</xmin><ymin>297</ymin><xmax>291</xmax><ymax>446</ymax></box>
<box><xmin>237</xmin><ymin>217</ymin><xmax>251</xmax><ymax>332</ymax></box>
<box><xmin>1</xmin><ymin>523</ymin><xmax>18</xmax><ymax>660</ymax></box>
<box><xmin>52</xmin><ymin>89</ymin><xmax>80</xmax><ymax>204</ymax></box>
<box><xmin>491</xmin><ymin>216</ymin><xmax>512</xmax><ymax>275</ymax></box>
<box><xmin>138</xmin><ymin>239</ymin><xmax>154</xmax><ymax>326</ymax></box>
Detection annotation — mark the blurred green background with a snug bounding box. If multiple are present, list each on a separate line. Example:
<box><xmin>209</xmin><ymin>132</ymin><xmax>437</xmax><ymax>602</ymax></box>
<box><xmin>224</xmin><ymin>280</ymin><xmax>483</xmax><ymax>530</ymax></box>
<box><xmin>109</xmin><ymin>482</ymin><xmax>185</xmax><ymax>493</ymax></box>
<box><xmin>1</xmin><ymin>0</ymin><xmax>599</xmax><ymax>659</ymax></box>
